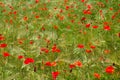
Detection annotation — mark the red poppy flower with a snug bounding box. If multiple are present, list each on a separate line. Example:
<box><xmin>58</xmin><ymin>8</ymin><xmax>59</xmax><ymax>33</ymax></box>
<box><xmin>51</xmin><ymin>62</ymin><xmax>57</xmax><ymax>66</ymax></box>
<box><xmin>71</xmin><ymin>20</ymin><xmax>74</xmax><ymax>23</ymax></box>
<box><xmin>111</xmin><ymin>12</ymin><xmax>118</xmax><ymax>20</ymax></box>
<box><xmin>40</xmin><ymin>48</ymin><xmax>49</xmax><ymax>53</ymax></box>
<box><xmin>86</xmin><ymin>49</ymin><xmax>92</xmax><ymax>53</ymax></box>
<box><xmin>77</xmin><ymin>44</ymin><xmax>84</xmax><ymax>48</ymax></box>
<box><xmin>105</xmin><ymin>66</ymin><xmax>114</xmax><ymax>74</ymax></box>
<box><xmin>23</xmin><ymin>16</ymin><xmax>28</xmax><ymax>21</ymax></box>
<box><xmin>3</xmin><ymin>52</ymin><xmax>10</xmax><ymax>57</ymax></box>
<box><xmin>18</xmin><ymin>40</ymin><xmax>23</xmax><ymax>44</ymax></box>
<box><xmin>0</xmin><ymin>43</ymin><xmax>7</xmax><ymax>48</ymax></box>
<box><xmin>45</xmin><ymin>61</ymin><xmax>51</xmax><ymax>66</ymax></box>
<box><xmin>52</xmin><ymin>45</ymin><xmax>61</xmax><ymax>53</ymax></box>
<box><xmin>104</xmin><ymin>49</ymin><xmax>110</xmax><ymax>54</ymax></box>
<box><xmin>41</xmin><ymin>48</ymin><xmax>49</xmax><ymax>53</ymax></box>
<box><xmin>53</xmin><ymin>25</ymin><xmax>58</xmax><ymax>29</ymax></box>
<box><xmin>52</xmin><ymin>71</ymin><xmax>60</xmax><ymax>80</ymax></box>
<box><xmin>81</xmin><ymin>0</ymin><xmax>85</xmax><ymax>3</ymax></box>
<box><xmin>94</xmin><ymin>73</ymin><xmax>100</xmax><ymax>79</ymax></box>
<box><xmin>104</xmin><ymin>25</ymin><xmax>111</xmax><ymax>31</ymax></box>
<box><xmin>103</xmin><ymin>22</ymin><xmax>109</xmax><ymax>25</ymax></box>
<box><xmin>44</xmin><ymin>49</ymin><xmax>49</xmax><ymax>53</ymax></box>
<box><xmin>18</xmin><ymin>55</ymin><xmax>24</xmax><ymax>59</ymax></box>
<box><xmin>13</xmin><ymin>11</ymin><xmax>17</xmax><ymax>15</ymax></box>
<box><xmin>60</xmin><ymin>9</ymin><xmax>63</xmax><ymax>13</ymax></box>
<box><xmin>109</xmin><ymin>7</ymin><xmax>113</xmax><ymax>10</ymax></box>
<box><xmin>81</xmin><ymin>17</ymin><xmax>86</xmax><ymax>21</ymax></box>
<box><xmin>24</xmin><ymin>58</ymin><xmax>34</xmax><ymax>64</ymax></box>
<box><xmin>118</xmin><ymin>32</ymin><xmax>120</xmax><ymax>38</ymax></box>
<box><xmin>93</xmin><ymin>25</ymin><xmax>98</xmax><ymax>29</ymax></box>
<box><xmin>64</xmin><ymin>0</ymin><xmax>68</xmax><ymax>3</ymax></box>
<box><xmin>83</xmin><ymin>10</ymin><xmax>92</xmax><ymax>14</ymax></box>
<box><xmin>59</xmin><ymin>16</ymin><xmax>64</xmax><ymax>20</ymax></box>
<box><xmin>74</xmin><ymin>61</ymin><xmax>82</xmax><ymax>67</ymax></box>
<box><xmin>90</xmin><ymin>45</ymin><xmax>96</xmax><ymax>49</ymax></box>
<box><xmin>66</xmin><ymin>26</ymin><xmax>71</xmax><ymax>29</ymax></box>
<box><xmin>69</xmin><ymin>64</ymin><xmax>76</xmax><ymax>69</ymax></box>
<box><xmin>0</xmin><ymin>35</ymin><xmax>5</xmax><ymax>40</ymax></box>
<box><xmin>86</xmin><ymin>23</ymin><xmax>90</xmax><ymax>28</ymax></box>
<box><xmin>45</xmin><ymin>61</ymin><xmax>57</xmax><ymax>67</ymax></box>
<box><xmin>66</xmin><ymin>6</ymin><xmax>70</xmax><ymax>10</ymax></box>
<box><xmin>41</xmin><ymin>48</ymin><xmax>46</xmax><ymax>51</ymax></box>
<box><xmin>48</xmin><ymin>0</ymin><xmax>50</xmax><ymax>2</ymax></box>
<box><xmin>35</xmin><ymin>15</ymin><xmax>39</xmax><ymax>18</ymax></box>
<box><xmin>35</xmin><ymin>0</ymin><xmax>39</xmax><ymax>3</ymax></box>
<box><xmin>29</xmin><ymin>40</ymin><xmax>34</xmax><ymax>44</ymax></box>
<box><xmin>41</xmin><ymin>27</ymin><xmax>45</xmax><ymax>31</ymax></box>
<box><xmin>87</xmin><ymin>4</ymin><xmax>92</xmax><ymax>10</ymax></box>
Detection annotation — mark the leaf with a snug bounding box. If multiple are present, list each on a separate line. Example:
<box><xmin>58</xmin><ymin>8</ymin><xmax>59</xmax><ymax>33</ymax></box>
<box><xmin>5</xmin><ymin>73</ymin><xmax>19</xmax><ymax>80</ymax></box>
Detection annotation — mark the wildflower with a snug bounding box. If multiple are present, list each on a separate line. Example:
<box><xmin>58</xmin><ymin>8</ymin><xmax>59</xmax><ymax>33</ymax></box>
<box><xmin>23</xmin><ymin>16</ymin><xmax>28</xmax><ymax>21</ymax></box>
<box><xmin>35</xmin><ymin>0</ymin><xmax>39</xmax><ymax>3</ymax></box>
<box><xmin>105</xmin><ymin>66</ymin><xmax>114</xmax><ymax>74</ymax></box>
<box><xmin>77</xmin><ymin>44</ymin><xmax>84</xmax><ymax>48</ymax></box>
<box><xmin>18</xmin><ymin>39</ymin><xmax>24</xmax><ymax>44</ymax></box>
<box><xmin>86</xmin><ymin>23</ymin><xmax>90</xmax><ymax>28</ymax></box>
<box><xmin>90</xmin><ymin>45</ymin><xmax>96</xmax><ymax>49</ymax></box>
<box><xmin>0</xmin><ymin>35</ymin><xmax>5</xmax><ymax>40</ymax></box>
<box><xmin>44</xmin><ymin>49</ymin><xmax>49</xmax><ymax>53</ymax></box>
<box><xmin>18</xmin><ymin>55</ymin><xmax>24</xmax><ymax>59</ymax></box>
<box><xmin>81</xmin><ymin>0</ymin><xmax>85</xmax><ymax>3</ymax></box>
<box><xmin>29</xmin><ymin>40</ymin><xmax>34</xmax><ymax>44</ymax></box>
<box><xmin>40</xmin><ymin>48</ymin><xmax>49</xmax><ymax>53</ymax></box>
<box><xmin>81</xmin><ymin>17</ymin><xmax>86</xmax><ymax>21</ymax></box>
<box><xmin>83</xmin><ymin>10</ymin><xmax>92</xmax><ymax>14</ymax></box>
<box><xmin>45</xmin><ymin>61</ymin><xmax>57</xmax><ymax>67</ymax></box>
<box><xmin>94</xmin><ymin>73</ymin><xmax>100</xmax><ymax>79</ymax></box>
<box><xmin>104</xmin><ymin>49</ymin><xmax>110</xmax><ymax>54</ymax></box>
<box><xmin>109</xmin><ymin>7</ymin><xmax>113</xmax><ymax>10</ymax></box>
<box><xmin>66</xmin><ymin>26</ymin><xmax>70</xmax><ymax>29</ymax></box>
<box><xmin>86</xmin><ymin>49</ymin><xmax>92</xmax><ymax>53</ymax></box>
<box><xmin>0</xmin><ymin>43</ymin><xmax>7</xmax><ymax>48</ymax></box>
<box><xmin>41</xmin><ymin>27</ymin><xmax>45</xmax><ymax>31</ymax></box>
<box><xmin>52</xmin><ymin>71</ymin><xmax>60</xmax><ymax>80</ymax></box>
<box><xmin>53</xmin><ymin>25</ymin><xmax>58</xmax><ymax>29</ymax></box>
<box><xmin>59</xmin><ymin>16</ymin><xmax>64</xmax><ymax>20</ymax></box>
<box><xmin>69</xmin><ymin>64</ymin><xmax>76</xmax><ymax>69</ymax></box>
<box><xmin>45</xmin><ymin>61</ymin><xmax>51</xmax><ymax>66</ymax></box>
<box><xmin>48</xmin><ymin>0</ymin><xmax>50</xmax><ymax>2</ymax></box>
<box><xmin>71</xmin><ymin>20</ymin><xmax>74</xmax><ymax>23</ymax></box>
<box><xmin>64</xmin><ymin>0</ymin><xmax>68</xmax><ymax>3</ymax></box>
<box><xmin>35</xmin><ymin>15</ymin><xmax>39</xmax><ymax>18</ymax></box>
<box><xmin>66</xmin><ymin>6</ymin><xmax>70</xmax><ymax>10</ymax></box>
<box><xmin>118</xmin><ymin>32</ymin><xmax>120</xmax><ymax>38</ymax></box>
<box><xmin>74</xmin><ymin>61</ymin><xmax>82</xmax><ymax>67</ymax></box>
<box><xmin>24</xmin><ymin>58</ymin><xmax>34</xmax><ymax>64</ymax></box>
<box><xmin>104</xmin><ymin>25</ymin><xmax>111</xmax><ymax>31</ymax></box>
<box><xmin>13</xmin><ymin>11</ymin><xmax>17</xmax><ymax>15</ymax></box>
<box><xmin>52</xmin><ymin>44</ymin><xmax>61</xmax><ymax>53</ymax></box>
<box><xmin>99</xmin><ymin>10</ymin><xmax>104</xmax><ymax>20</ymax></box>
<box><xmin>9</xmin><ymin>19</ymin><xmax>12</xmax><ymax>22</ymax></box>
<box><xmin>3</xmin><ymin>52</ymin><xmax>10</xmax><ymax>57</ymax></box>
<box><xmin>93</xmin><ymin>25</ymin><xmax>98</xmax><ymax>29</ymax></box>
<box><xmin>60</xmin><ymin>9</ymin><xmax>63</xmax><ymax>13</ymax></box>
<box><xmin>87</xmin><ymin>4</ymin><xmax>92</xmax><ymax>10</ymax></box>
<box><xmin>112</xmin><ymin>12</ymin><xmax>118</xmax><ymax>20</ymax></box>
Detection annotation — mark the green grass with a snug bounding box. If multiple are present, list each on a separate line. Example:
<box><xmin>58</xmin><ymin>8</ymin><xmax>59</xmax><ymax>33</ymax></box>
<box><xmin>0</xmin><ymin>0</ymin><xmax>120</xmax><ymax>80</ymax></box>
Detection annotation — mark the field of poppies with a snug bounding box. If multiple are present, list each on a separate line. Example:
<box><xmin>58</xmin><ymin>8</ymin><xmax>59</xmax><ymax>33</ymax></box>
<box><xmin>0</xmin><ymin>0</ymin><xmax>120</xmax><ymax>80</ymax></box>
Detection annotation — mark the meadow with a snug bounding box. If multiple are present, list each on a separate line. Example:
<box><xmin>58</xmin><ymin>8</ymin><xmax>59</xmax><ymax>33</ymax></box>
<box><xmin>0</xmin><ymin>0</ymin><xmax>120</xmax><ymax>80</ymax></box>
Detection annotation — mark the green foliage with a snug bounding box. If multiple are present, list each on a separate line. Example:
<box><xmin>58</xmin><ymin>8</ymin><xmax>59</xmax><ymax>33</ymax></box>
<box><xmin>0</xmin><ymin>0</ymin><xmax>120</xmax><ymax>80</ymax></box>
